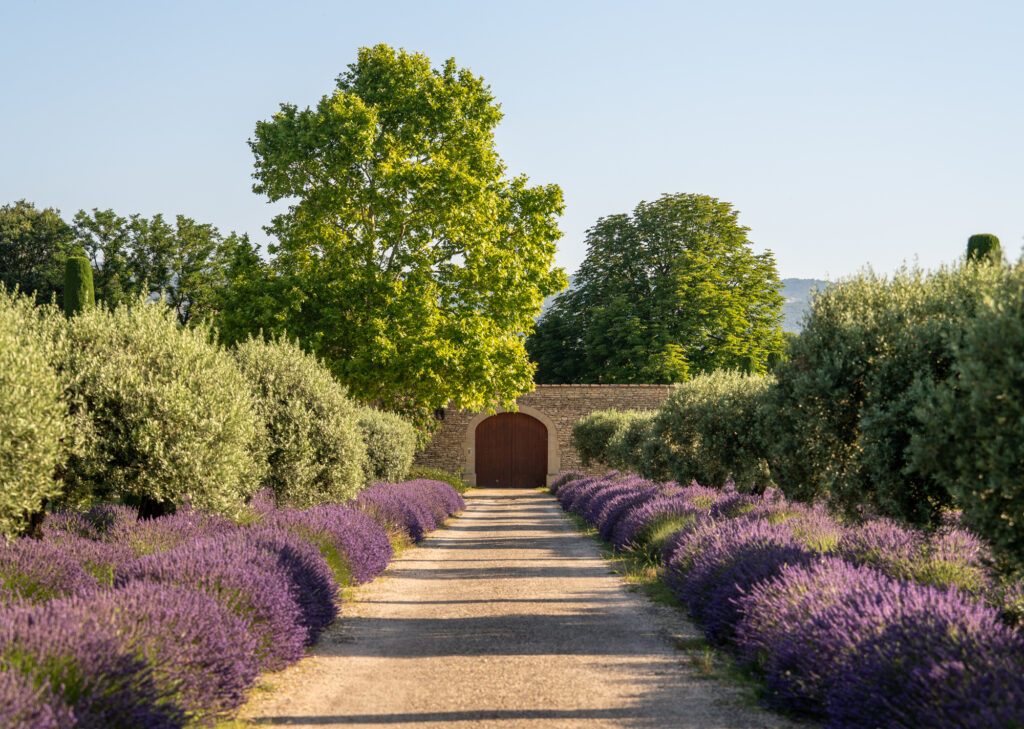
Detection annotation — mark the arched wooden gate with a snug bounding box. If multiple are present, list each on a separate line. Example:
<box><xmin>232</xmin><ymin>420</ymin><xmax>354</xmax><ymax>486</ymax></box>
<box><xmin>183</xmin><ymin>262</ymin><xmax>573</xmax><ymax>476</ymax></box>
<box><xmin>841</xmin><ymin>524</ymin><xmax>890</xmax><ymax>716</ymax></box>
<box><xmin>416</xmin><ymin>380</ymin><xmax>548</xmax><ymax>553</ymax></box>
<box><xmin>474</xmin><ymin>412</ymin><xmax>548</xmax><ymax>488</ymax></box>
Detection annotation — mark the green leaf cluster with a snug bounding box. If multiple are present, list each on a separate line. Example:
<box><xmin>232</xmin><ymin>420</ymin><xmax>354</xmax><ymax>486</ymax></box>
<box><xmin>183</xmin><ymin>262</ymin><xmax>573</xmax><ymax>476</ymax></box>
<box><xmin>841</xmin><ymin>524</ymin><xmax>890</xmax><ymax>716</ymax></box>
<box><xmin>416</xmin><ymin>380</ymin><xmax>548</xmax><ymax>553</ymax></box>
<box><xmin>585</xmin><ymin>372</ymin><xmax>775</xmax><ymax>492</ymax></box>
<box><xmin>57</xmin><ymin>299</ymin><xmax>267</xmax><ymax>516</ymax></box>
<box><xmin>911</xmin><ymin>265</ymin><xmax>1024</xmax><ymax>574</ymax></box>
<box><xmin>0</xmin><ymin>200</ymin><xmax>76</xmax><ymax>306</ymax></box>
<box><xmin>0</xmin><ymin>287</ymin><xmax>68</xmax><ymax>536</ymax></box>
<box><xmin>243</xmin><ymin>44</ymin><xmax>566</xmax><ymax>430</ymax></box>
<box><xmin>529</xmin><ymin>192</ymin><xmax>785</xmax><ymax>384</ymax></box>
<box><xmin>571</xmin><ymin>409</ymin><xmax>646</xmax><ymax>468</ymax></box>
<box><xmin>233</xmin><ymin>336</ymin><xmax>367</xmax><ymax>508</ymax></box>
<box><xmin>356</xmin><ymin>406</ymin><xmax>417</xmax><ymax>484</ymax></box>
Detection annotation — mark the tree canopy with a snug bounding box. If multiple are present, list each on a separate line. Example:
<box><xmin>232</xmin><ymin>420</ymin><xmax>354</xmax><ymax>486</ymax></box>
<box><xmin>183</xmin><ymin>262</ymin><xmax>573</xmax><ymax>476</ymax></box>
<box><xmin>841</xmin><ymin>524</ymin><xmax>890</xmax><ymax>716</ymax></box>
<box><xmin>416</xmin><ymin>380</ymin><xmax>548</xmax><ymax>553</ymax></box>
<box><xmin>528</xmin><ymin>193</ymin><xmax>784</xmax><ymax>383</ymax></box>
<box><xmin>0</xmin><ymin>200</ymin><xmax>76</xmax><ymax>305</ymax></box>
<box><xmin>242</xmin><ymin>44</ymin><xmax>566</xmax><ymax>429</ymax></box>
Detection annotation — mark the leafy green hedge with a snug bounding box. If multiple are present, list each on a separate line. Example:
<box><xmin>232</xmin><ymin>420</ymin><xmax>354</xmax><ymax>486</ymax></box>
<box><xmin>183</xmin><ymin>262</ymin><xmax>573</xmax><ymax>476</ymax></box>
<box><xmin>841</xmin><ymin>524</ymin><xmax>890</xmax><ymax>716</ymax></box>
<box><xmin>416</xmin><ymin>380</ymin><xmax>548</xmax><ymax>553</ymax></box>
<box><xmin>357</xmin><ymin>406</ymin><xmax>417</xmax><ymax>483</ymax></box>
<box><xmin>233</xmin><ymin>336</ymin><xmax>367</xmax><ymax>508</ymax></box>
<box><xmin>769</xmin><ymin>263</ymin><xmax>1006</xmax><ymax>523</ymax></box>
<box><xmin>60</xmin><ymin>300</ymin><xmax>266</xmax><ymax>516</ymax></box>
<box><xmin>0</xmin><ymin>288</ymin><xmax>67</xmax><ymax>536</ymax></box>
<box><xmin>571</xmin><ymin>409</ymin><xmax>645</xmax><ymax>467</ymax></box>
<box><xmin>910</xmin><ymin>269</ymin><xmax>1024</xmax><ymax>574</ymax></box>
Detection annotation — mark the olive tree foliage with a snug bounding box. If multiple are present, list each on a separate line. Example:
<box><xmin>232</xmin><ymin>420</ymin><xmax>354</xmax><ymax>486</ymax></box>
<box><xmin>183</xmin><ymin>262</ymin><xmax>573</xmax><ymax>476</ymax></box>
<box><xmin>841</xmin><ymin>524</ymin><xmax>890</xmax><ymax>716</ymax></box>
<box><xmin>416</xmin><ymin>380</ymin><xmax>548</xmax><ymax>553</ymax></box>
<box><xmin>59</xmin><ymin>300</ymin><xmax>267</xmax><ymax>516</ymax></box>
<box><xmin>0</xmin><ymin>200</ymin><xmax>76</xmax><ymax>306</ymax></box>
<box><xmin>0</xmin><ymin>287</ymin><xmax>67</xmax><ymax>537</ymax></box>
<box><xmin>651</xmin><ymin>371</ymin><xmax>776</xmax><ymax>492</ymax></box>
<box><xmin>233</xmin><ymin>335</ymin><xmax>367</xmax><ymax>508</ymax></box>
<box><xmin>356</xmin><ymin>406</ymin><xmax>417</xmax><ymax>483</ymax></box>
<box><xmin>529</xmin><ymin>193</ymin><xmax>785</xmax><ymax>384</ymax></box>
<box><xmin>246</xmin><ymin>44</ymin><xmax>566</xmax><ymax>431</ymax></box>
<box><xmin>910</xmin><ymin>263</ymin><xmax>1024</xmax><ymax>574</ymax></box>
<box><xmin>571</xmin><ymin>410</ymin><xmax>643</xmax><ymax>467</ymax></box>
<box><xmin>767</xmin><ymin>262</ymin><xmax>1009</xmax><ymax>523</ymax></box>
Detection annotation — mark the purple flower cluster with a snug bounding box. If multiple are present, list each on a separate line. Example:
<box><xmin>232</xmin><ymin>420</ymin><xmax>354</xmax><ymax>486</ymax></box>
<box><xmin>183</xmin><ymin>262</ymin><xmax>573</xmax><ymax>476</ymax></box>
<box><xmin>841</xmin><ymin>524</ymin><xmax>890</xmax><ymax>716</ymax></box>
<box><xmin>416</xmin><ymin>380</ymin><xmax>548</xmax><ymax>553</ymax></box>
<box><xmin>2</xmin><ymin>477</ymin><xmax>458</xmax><ymax>726</ymax></box>
<box><xmin>355</xmin><ymin>479</ymin><xmax>465</xmax><ymax>543</ymax></box>
<box><xmin>261</xmin><ymin>504</ymin><xmax>393</xmax><ymax>586</ymax></box>
<box><xmin>549</xmin><ymin>470</ymin><xmax>1024</xmax><ymax>727</ymax></box>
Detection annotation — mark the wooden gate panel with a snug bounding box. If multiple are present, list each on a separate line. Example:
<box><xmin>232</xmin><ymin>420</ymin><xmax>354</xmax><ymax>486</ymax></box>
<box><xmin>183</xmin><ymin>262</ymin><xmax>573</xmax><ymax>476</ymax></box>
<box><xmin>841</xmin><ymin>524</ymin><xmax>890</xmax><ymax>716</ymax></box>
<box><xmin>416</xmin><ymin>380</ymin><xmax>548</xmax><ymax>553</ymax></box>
<box><xmin>475</xmin><ymin>412</ymin><xmax>547</xmax><ymax>488</ymax></box>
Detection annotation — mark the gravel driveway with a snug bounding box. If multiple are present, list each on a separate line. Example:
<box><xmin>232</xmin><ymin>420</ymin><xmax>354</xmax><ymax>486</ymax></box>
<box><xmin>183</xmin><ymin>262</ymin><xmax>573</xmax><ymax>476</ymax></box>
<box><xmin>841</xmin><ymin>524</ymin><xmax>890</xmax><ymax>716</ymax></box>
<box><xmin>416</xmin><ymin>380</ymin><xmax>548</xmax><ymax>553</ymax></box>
<box><xmin>239</xmin><ymin>489</ymin><xmax>807</xmax><ymax>728</ymax></box>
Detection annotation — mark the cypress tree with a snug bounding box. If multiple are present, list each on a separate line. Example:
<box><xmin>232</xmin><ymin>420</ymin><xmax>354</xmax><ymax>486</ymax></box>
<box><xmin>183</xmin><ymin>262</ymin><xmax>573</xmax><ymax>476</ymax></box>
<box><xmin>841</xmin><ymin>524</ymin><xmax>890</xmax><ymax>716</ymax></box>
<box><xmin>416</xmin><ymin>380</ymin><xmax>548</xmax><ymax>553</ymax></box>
<box><xmin>967</xmin><ymin>233</ymin><xmax>1002</xmax><ymax>264</ymax></box>
<box><xmin>63</xmin><ymin>256</ymin><xmax>94</xmax><ymax>316</ymax></box>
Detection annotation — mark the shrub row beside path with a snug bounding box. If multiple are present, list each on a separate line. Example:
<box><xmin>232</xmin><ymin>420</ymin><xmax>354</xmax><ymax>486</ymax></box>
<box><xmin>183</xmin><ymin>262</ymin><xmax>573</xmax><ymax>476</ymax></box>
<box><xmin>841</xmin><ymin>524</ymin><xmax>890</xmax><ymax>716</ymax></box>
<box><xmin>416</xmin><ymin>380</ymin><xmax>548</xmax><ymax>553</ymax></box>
<box><xmin>239</xmin><ymin>489</ymin><xmax>803</xmax><ymax>729</ymax></box>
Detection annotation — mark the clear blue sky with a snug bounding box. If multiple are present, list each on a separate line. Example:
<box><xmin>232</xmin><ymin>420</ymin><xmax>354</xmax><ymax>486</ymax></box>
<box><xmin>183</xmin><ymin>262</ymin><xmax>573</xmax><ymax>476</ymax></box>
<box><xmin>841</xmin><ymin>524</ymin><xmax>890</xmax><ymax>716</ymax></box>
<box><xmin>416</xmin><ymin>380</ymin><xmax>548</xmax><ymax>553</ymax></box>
<box><xmin>2</xmin><ymin>0</ymin><xmax>1021</xmax><ymax>280</ymax></box>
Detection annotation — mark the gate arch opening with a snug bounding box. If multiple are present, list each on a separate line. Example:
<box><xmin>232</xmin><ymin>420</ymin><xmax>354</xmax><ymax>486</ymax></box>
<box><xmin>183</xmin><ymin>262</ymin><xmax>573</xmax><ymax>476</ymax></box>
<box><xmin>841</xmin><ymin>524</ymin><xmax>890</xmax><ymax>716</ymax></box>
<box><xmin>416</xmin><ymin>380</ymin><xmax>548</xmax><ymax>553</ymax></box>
<box><xmin>465</xmin><ymin>407</ymin><xmax>560</xmax><ymax>488</ymax></box>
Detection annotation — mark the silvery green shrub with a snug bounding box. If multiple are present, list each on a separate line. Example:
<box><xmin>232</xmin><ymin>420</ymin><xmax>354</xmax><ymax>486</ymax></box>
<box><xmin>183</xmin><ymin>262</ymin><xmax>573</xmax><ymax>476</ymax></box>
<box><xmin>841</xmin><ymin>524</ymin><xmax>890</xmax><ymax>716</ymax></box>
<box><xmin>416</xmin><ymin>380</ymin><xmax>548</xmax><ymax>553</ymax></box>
<box><xmin>356</xmin><ymin>406</ymin><xmax>416</xmax><ymax>483</ymax></box>
<box><xmin>911</xmin><ymin>263</ymin><xmax>1024</xmax><ymax>574</ymax></box>
<box><xmin>768</xmin><ymin>263</ymin><xmax>1006</xmax><ymax>523</ymax></box>
<box><xmin>0</xmin><ymin>287</ymin><xmax>67</xmax><ymax>537</ymax></box>
<box><xmin>60</xmin><ymin>299</ymin><xmax>265</xmax><ymax>515</ymax></box>
<box><xmin>603</xmin><ymin>411</ymin><xmax>655</xmax><ymax>475</ymax></box>
<box><xmin>572</xmin><ymin>409</ymin><xmax>642</xmax><ymax>467</ymax></box>
<box><xmin>652</xmin><ymin>371</ymin><xmax>776</xmax><ymax>492</ymax></box>
<box><xmin>233</xmin><ymin>335</ymin><xmax>367</xmax><ymax>507</ymax></box>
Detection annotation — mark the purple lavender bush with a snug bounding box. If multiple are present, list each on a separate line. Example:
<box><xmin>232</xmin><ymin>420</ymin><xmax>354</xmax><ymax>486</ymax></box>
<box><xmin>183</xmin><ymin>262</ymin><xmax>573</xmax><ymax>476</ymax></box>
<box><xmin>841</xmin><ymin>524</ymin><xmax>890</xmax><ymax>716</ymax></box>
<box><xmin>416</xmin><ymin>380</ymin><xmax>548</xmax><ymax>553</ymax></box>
<box><xmin>240</xmin><ymin>527</ymin><xmax>340</xmax><ymax>645</ymax></box>
<box><xmin>610</xmin><ymin>484</ymin><xmax>722</xmax><ymax>552</ymax></box>
<box><xmin>735</xmin><ymin>557</ymin><xmax>899</xmax><ymax>716</ymax></box>
<box><xmin>0</xmin><ymin>670</ymin><xmax>74</xmax><ymax>729</ymax></box>
<box><xmin>579</xmin><ymin>475</ymin><xmax>655</xmax><ymax>528</ymax></box>
<box><xmin>549</xmin><ymin>470</ymin><xmax>585</xmax><ymax>496</ymax></box>
<box><xmin>837</xmin><ymin>518</ymin><xmax>992</xmax><ymax>595</ymax></box>
<box><xmin>0</xmin><ymin>538</ymin><xmax>99</xmax><ymax>605</ymax></box>
<box><xmin>263</xmin><ymin>504</ymin><xmax>392</xmax><ymax>586</ymax></box>
<box><xmin>665</xmin><ymin>516</ymin><xmax>816</xmax><ymax>644</ymax></box>
<box><xmin>117</xmin><ymin>533</ymin><xmax>307</xmax><ymax>670</ymax></box>
<box><xmin>75</xmin><ymin>581</ymin><xmax>260</xmax><ymax>721</ymax></box>
<box><xmin>826</xmin><ymin>593</ymin><xmax>1024</xmax><ymax>729</ymax></box>
<box><xmin>356</xmin><ymin>480</ymin><xmax>463</xmax><ymax>543</ymax></box>
<box><xmin>736</xmin><ymin>556</ymin><xmax>1024</xmax><ymax>725</ymax></box>
<box><xmin>0</xmin><ymin>600</ymin><xmax>184</xmax><ymax>729</ymax></box>
<box><xmin>595</xmin><ymin>482</ymin><xmax>663</xmax><ymax>542</ymax></box>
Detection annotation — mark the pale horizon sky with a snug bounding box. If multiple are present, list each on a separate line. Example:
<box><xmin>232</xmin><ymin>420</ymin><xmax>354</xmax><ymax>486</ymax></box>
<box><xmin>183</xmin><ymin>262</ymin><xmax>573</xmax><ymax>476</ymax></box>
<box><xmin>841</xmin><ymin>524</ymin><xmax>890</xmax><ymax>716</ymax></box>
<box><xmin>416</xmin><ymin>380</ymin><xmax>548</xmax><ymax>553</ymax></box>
<box><xmin>2</xmin><ymin>0</ymin><xmax>1021</xmax><ymax>281</ymax></box>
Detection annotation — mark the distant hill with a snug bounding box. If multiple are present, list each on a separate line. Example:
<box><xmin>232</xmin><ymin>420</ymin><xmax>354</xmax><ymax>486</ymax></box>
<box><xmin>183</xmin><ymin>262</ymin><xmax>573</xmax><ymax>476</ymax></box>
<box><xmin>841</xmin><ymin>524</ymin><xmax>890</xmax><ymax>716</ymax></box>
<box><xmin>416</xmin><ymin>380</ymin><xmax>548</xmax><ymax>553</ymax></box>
<box><xmin>781</xmin><ymin>278</ymin><xmax>829</xmax><ymax>333</ymax></box>
<box><xmin>539</xmin><ymin>275</ymin><xmax>829</xmax><ymax>333</ymax></box>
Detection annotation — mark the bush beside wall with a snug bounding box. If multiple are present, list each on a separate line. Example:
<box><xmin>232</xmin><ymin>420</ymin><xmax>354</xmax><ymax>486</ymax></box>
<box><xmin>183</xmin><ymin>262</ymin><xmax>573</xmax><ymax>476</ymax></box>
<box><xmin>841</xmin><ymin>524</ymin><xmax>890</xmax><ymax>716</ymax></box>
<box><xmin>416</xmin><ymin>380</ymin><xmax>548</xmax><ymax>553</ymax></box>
<box><xmin>233</xmin><ymin>336</ymin><xmax>367</xmax><ymax>509</ymax></box>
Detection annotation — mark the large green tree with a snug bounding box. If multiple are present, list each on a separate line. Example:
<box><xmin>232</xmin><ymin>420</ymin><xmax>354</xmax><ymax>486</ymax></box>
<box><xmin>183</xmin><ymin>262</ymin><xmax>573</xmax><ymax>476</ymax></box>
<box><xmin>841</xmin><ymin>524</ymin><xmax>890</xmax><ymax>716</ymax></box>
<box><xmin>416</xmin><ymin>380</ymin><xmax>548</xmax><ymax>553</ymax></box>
<box><xmin>529</xmin><ymin>193</ymin><xmax>784</xmax><ymax>383</ymax></box>
<box><xmin>245</xmin><ymin>44</ymin><xmax>566</xmax><ymax>429</ymax></box>
<box><xmin>0</xmin><ymin>200</ymin><xmax>76</xmax><ymax>305</ymax></box>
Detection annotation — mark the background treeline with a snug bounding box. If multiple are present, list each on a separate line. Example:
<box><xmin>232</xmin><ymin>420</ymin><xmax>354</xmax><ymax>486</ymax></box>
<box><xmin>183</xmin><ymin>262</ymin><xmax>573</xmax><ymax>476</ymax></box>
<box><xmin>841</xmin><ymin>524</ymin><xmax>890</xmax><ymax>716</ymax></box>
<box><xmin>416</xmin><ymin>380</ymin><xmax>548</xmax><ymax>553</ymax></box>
<box><xmin>0</xmin><ymin>199</ymin><xmax>261</xmax><ymax>323</ymax></box>
<box><xmin>0</xmin><ymin>284</ymin><xmax>418</xmax><ymax>537</ymax></box>
<box><xmin>574</xmin><ymin>242</ymin><xmax>1024</xmax><ymax>575</ymax></box>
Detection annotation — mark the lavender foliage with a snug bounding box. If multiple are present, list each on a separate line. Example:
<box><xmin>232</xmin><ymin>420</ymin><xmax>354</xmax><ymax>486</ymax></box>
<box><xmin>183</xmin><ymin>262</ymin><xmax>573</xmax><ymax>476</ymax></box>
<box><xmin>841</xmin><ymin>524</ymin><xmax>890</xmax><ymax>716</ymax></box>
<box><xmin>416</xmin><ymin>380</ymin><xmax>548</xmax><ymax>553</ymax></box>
<box><xmin>356</xmin><ymin>480</ymin><xmax>463</xmax><ymax>543</ymax></box>
<box><xmin>0</xmin><ymin>538</ymin><xmax>99</xmax><ymax>605</ymax></box>
<box><xmin>263</xmin><ymin>504</ymin><xmax>393</xmax><ymax>586</ymax></box>
<box><xmin>0</xmin><ymin>600</ymin><xmax>184</xmax><ymax>729</ymax></box>
<box><xmin>549</xmin><ymin>470</ymin><xmax>585</xmax><ymax>495</ymax></box>
<box><xmin>827</xmin><ymin>593</ymin><xmax>1024</xmax><ymax>729</ymax></box>
<box><xmin>0</xmin><ymin>670</ymin><xmax>74</xmax><ymax>729</ymax></box>
<box><xmin>71</xmin><ymin>581</ymin><xmax>260</xmax><ymax>721</ymax></box>
<box><xmin>117</xmin><ymin>533</ymin><xmax>307</xmax><ymax>670</ymax></box>
<box><xmin>239</xmin><ymin>527</ymin><xmax>340</xmax><ymax>645</ymax></box>
<box><xmin>665</xmin><ymin>517</ymin><xmax>816</xmax><ymax>643</ymax></box>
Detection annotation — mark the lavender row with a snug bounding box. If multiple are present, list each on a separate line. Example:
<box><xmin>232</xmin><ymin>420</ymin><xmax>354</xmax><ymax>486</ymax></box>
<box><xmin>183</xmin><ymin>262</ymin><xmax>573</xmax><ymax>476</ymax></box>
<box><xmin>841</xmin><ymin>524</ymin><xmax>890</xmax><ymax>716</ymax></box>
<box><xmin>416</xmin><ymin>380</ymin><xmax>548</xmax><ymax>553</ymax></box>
<box><xmin>550</xmin><ymin>471</ymin><xmax>1024</xmax><ymax>728</ymax></box>
<box><xmin>0</xmin><ymin>479</ymin><xmax>463</xmax><ymax>728</ymax></box>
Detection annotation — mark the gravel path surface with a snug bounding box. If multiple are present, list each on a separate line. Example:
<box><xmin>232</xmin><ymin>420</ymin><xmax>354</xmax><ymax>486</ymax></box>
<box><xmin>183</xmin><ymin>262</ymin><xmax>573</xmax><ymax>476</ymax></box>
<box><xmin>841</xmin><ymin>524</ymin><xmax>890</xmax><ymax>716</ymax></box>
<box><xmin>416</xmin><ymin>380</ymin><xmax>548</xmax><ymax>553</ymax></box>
<box><xmin>239</xmin><ymin>489</ymin><xmax>807</xmax><ymax>728</ymax></box>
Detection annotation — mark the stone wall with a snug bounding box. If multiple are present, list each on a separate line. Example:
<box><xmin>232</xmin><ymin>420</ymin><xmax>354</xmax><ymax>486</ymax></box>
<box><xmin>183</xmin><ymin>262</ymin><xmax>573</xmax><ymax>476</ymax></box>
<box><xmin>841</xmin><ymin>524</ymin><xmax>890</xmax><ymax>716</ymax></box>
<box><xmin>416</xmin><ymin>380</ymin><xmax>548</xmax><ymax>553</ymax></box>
<box><xmin>415</xmin><ymin>384</ymin><xmax>675</xmax><ymax>485</ymax></box>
